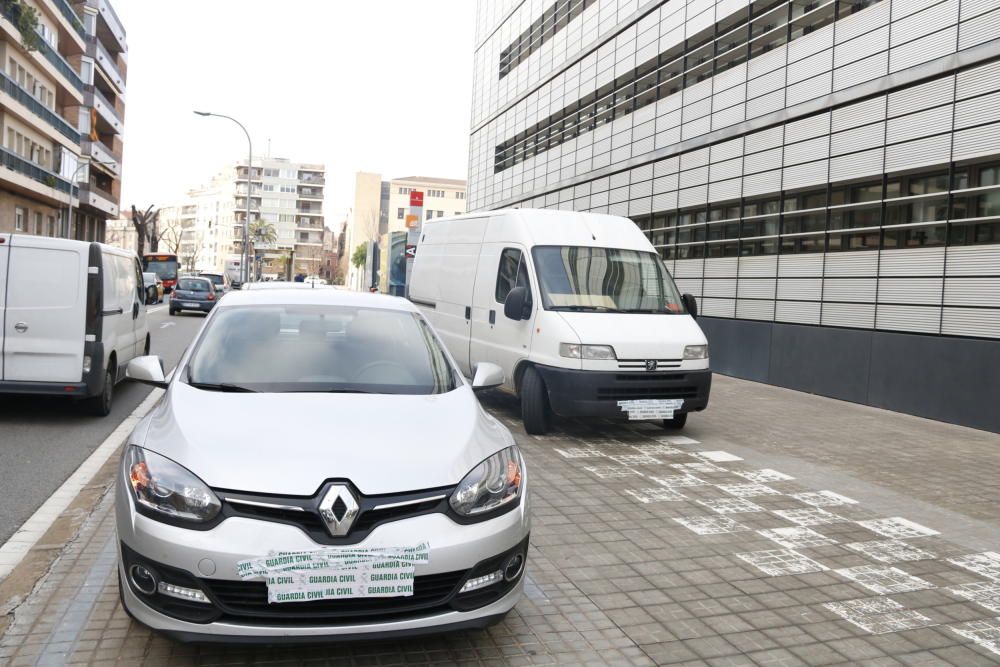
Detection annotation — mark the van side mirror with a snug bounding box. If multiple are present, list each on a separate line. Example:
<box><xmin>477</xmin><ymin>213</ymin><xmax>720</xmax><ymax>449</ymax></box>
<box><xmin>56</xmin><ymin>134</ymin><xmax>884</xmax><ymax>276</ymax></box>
<box><xmin>127</xmin><ymin>356</ymin><xmax>168</xmax><ymax>388</ymax></box>
<box><xmin>471</xmin><ymin>362</ymin><xmax>504</xmax><ymax>392</ymax></box>
<box><xmin>682</xmin><ymin>293</ymin><xmax>698</xmax><ymax>318</ymax></box>
<box><xmin>504</xmin><ymin>286</ymin><xmax>529</xmax><ymax>321</ymax></box>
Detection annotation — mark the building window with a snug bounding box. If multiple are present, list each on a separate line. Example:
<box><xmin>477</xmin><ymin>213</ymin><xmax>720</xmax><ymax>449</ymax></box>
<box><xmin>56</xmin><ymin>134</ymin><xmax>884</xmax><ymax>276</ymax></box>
<box><xmin>33</xmin><ymin>211</ymin><xmax>43</xmax><ymax>235</ymax></box>
<box><xmin>437</xmin><ymin>210</ymin><xmax>444</xmax><ymax>218</ymax></box>
<box><xmin>397</xmin><ymin>207</ymin><xmax>404</xmax><ymax>219</ymax></box>
<box><xmin>15</xmin><ymin>207</ymin><xmax>26</xmax><ymax>231</ymax></box>
<box><xmin>425</xmin><ymin>209</ymin><xmax>432</xmax><ymax>220</ymax></box>
<box><xmin>47</xmin><ymin>215</ymin><xmax>56</xmax><ymax>236</ymax></box>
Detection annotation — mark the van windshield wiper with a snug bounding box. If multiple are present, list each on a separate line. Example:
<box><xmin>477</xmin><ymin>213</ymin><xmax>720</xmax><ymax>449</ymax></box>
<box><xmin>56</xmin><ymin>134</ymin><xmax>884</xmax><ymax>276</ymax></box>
<box><xmin>187</xmin><ymin>381</ymin><xmax>258</xmax><ymax>393</ymax></box>
<box><xmin>549</xmin><ymin>305</ymin><xmax>623</xmax><ymax>312</ymax></box>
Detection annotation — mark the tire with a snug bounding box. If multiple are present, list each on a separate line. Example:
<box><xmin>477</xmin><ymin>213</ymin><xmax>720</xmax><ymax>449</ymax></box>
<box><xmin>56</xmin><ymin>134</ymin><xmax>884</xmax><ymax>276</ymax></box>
<box><xmin>169</xmin><ymin>307</ymin><xmax>178</xmax><ymax>316</ymax></box>
<box><xmin>143</xmin><ymin>335</ymin><xmax>150</xmax><ymax>356</ymax></box>
<box><xmin>662</xmin><ymin>412</ymin><xmax>688</xmax><ymax>430</ymax></box>
<box><xmin>520</xmin><ymin>366</ymin><xmax>551</xmax><ymax>435</ymax></box>
<box><xmin>83</xmin><ymin>368</ymin><xmax>114</xmax><ymax>417</ymax></box>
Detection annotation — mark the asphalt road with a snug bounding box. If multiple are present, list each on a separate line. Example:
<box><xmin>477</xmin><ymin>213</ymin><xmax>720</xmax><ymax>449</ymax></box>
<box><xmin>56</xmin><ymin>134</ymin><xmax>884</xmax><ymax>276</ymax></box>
<box><xmin>0</xmin><ymin>305</ymin><xmax>205</xmax><ymax>544</ymax></box>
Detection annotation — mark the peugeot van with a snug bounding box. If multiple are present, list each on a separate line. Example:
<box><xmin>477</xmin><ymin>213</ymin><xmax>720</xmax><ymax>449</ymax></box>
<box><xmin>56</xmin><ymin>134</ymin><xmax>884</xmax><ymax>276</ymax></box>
<box><xmin>0</xmin><ymin>234</ymin><xmax>150</xmax><ymax>415</ymax></box>
<box><xmin>408</xmin><ymin>209</ymin><xmax>710</xmax><ymax>434</ymax></box>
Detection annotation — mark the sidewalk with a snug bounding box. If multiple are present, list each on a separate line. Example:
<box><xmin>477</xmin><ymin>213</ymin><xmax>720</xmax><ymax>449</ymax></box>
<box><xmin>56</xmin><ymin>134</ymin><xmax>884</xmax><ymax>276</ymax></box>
<box><xmin>1</xmin><ymin>375</ymin><xmax>999</xmax><ymax>666</ymax></box>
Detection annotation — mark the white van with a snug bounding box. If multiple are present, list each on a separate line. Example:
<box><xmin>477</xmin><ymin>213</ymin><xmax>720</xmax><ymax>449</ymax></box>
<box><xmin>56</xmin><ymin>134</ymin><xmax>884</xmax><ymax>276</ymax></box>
<box><xmin>0</xmin><ymin>234</ymin><xmax>150</xmax><ymax>415</ymax></box>
<box><xmin>409</xmin><ymin>209</ymin><xmax>710</xmax><ymax>434</ymax></box>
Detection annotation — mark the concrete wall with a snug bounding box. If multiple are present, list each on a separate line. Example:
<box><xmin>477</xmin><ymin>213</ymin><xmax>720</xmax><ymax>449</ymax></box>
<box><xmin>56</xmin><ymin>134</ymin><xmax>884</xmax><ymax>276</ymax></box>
<box><xmin>699</xmin><ymin>316</ymin><xmax>1000</xmax><ymax>434</ymax></box>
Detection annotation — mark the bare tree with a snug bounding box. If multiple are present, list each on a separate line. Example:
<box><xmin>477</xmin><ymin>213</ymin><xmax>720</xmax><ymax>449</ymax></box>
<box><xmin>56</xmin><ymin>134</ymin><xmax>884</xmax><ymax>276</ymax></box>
<box><xmin>180</xmin><ymin>232</ymin><xmax>202</xmax><ymax>273</ymax></box>
<box><xmin>158</xmin><ymin>224</ymin><xmax>183</xmax><ymax>255</ymax></box>
<box><xmin>131</xmin><ymin>205</ymin><xmax>160</xmax><ymax>256</ymax></box>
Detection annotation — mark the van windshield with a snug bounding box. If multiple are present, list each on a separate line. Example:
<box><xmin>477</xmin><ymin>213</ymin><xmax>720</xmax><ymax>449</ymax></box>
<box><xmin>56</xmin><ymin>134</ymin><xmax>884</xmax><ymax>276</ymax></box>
<box><xmin>532</xmin><ymin>246</ymin><xmax>686</xmax><ymax>314</ymax></box>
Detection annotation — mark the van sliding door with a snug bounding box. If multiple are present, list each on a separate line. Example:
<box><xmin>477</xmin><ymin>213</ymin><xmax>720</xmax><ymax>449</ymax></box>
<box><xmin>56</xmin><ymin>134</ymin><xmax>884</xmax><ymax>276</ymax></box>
<box><xmin>0</xmin><ymin>239</ymin><xmax>8</xmax><ymax>380</ymax></box>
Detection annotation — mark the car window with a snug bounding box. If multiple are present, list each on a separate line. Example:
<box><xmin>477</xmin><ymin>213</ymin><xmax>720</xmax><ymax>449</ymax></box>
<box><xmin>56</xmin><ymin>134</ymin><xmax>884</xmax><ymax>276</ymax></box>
<box><xmin>178</xmin><ymin>278</ymin><xmax>211</xmax><ymax>292</ymax></box>
<box><xmin>186</xmin><ymin>305</ymin><xmax>457</xmax><ymax>395</ymax></box>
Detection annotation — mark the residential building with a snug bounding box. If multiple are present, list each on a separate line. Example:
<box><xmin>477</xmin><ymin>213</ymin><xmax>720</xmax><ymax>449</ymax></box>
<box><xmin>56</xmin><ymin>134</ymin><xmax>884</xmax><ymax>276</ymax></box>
<box><xmin>469</xmin><ymin>0</ymin><xmax>1000</xmax><ymax>433</ymax></box>
<box><xmin>345</xmin><ymin>172</ymin><xmax>467</xmax><ymax>290</ymax></box>
<box><xmin>0</xmin><ymin>0</ymin><xmax>126</xmax><ymax>240</ymax></box>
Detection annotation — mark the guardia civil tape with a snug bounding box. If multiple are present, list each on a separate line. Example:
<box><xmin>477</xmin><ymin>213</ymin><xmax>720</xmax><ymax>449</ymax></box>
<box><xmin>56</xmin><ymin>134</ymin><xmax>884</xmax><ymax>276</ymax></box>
<box><xmin>618</xmin><ymin>398</ymin><xmax>684</xmax><ymax>420</ymax></box>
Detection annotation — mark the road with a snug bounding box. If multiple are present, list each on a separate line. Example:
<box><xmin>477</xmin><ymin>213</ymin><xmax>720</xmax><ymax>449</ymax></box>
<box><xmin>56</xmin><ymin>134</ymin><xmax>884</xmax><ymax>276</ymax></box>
<box><xmin>0</xmin><ymin>305</ymin><xmax>204</xmax><ymax>544</ymax></box>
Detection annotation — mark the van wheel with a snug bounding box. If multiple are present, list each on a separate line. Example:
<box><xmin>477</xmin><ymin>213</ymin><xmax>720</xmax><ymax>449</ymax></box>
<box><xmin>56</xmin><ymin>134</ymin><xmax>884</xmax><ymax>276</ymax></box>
<box><xmin>143</xmin><ymin>336</ymin><xmax>150</xmax><ymax>356</ymax></box>
<box><xmin>520</xmin><ymin>367</ymin><xmax>551</xmax><ymax>435</ymax></box>
<box><xmin>84</xmin><ymin>368</ymin><xmax>114</xmax><ymax>417</ymax></box>
<box><xmin>662</xmin><ymin>413</ymin><xmax>688</xmax><ymax>430</ymax></box>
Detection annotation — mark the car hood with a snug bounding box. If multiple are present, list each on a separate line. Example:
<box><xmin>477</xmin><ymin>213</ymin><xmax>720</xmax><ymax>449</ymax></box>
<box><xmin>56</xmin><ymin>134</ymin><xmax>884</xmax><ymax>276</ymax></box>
<box><xmin>556</xmin><ymin>312</ymin><xmax>707</xmax><ymax>359</ymax></box>
<box><xmin>137</xmin><ymin>383</ymin><xmax>513</xmax><ymax>495</ymax></box>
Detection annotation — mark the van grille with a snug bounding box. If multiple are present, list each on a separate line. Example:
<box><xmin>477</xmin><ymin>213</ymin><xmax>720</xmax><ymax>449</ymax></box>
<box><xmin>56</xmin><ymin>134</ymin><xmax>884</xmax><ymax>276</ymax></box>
<box><xmin>616</xmin><ymin>358</ymin><xmax>682</xmax><ymax>370</ymax></box>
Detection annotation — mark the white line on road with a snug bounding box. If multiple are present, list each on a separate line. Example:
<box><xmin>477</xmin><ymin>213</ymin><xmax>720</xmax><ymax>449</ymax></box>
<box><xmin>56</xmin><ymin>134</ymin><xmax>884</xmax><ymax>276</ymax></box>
<box><xmin>147</xmin><ymin>304</ymin><xmax>167</xmax><ymax>314</ymax></box>
<box><xmin>0</xmin><ymin>388</ymin><xmax>164</xmax><ymax>582</ymax></box>
<box><xmin>160</xmin><ymin>322</ymin><xmax>175</xmax><ymax>328</ymax></box>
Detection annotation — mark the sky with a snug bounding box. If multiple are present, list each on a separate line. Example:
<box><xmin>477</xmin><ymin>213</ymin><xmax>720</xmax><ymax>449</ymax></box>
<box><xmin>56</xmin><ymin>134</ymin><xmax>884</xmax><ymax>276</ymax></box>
<box><xmin>114</xmin><ymin>0</ymin><xmax>477</xmax><ymax>224</ymax></box>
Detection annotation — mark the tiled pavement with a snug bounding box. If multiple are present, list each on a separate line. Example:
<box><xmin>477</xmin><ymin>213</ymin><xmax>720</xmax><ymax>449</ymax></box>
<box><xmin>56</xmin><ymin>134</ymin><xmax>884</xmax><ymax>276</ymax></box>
<box><xmin>2</xmin><ymin>376</ymin><xmax>1000</xmax><ymax>666</ymax></box>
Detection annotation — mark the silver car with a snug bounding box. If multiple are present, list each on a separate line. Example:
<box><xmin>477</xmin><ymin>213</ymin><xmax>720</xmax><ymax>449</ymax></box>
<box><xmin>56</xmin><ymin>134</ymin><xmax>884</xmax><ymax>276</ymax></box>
<box><xmin>117</xmin><ymin>289</ymin><xmax>529</xmax><ymax>643</ymax></box>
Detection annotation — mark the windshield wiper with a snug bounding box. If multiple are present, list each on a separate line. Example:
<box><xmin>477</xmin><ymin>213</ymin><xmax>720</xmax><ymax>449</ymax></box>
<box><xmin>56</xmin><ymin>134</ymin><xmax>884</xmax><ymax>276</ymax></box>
<box><xmin>281</xmin><ymin>388</ymin><xmax>373</xmax><ymax>394</ymax></box>
<box><xmin>549</xmin><ymin>305</ymin><xmax>623</xmax><ymax>312</ymax></box>
<box><xmin>619</xmin><ymin>308</ymin><xmax>670</xmax><ymax>313</ymax></box>
<box><xmin>187</xmin><ymin>381</ymin><xmax>258</xmax><ymax>393</ymax></box>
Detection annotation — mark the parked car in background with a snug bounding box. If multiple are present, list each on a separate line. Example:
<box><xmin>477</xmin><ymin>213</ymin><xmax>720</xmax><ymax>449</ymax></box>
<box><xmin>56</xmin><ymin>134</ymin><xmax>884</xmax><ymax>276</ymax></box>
<box><xmin>0</xmin><ymin>234</ymin><xmax>150</xmax><ymax>415</ymax></box>
<box><xmin>409</xmin><ymin>209</ymin><xmax>710</xmax><ymax>434</ymax></box>
<box><xmin>169</xmin><ymin>277</ymin><xmax>218</xmax><ymax>315</ymax></box>
<box><xmin>142</xmin><ymin>272</ymin><xmax>163</xmax><ymax>304</ymax></box>
<box><xmin>198</xmin><ymin>272</ymin><xmax>231</xmax><ymax>294</ymax></box>
<box><xmin>118</xmin><ymin>289</ymin><xmax>528</xmax><ymax>642</ymax></box>
<box><xmin>303</xmin><ymin>275</ymin><xmax>328</xmax><ymax>286</ymax></box>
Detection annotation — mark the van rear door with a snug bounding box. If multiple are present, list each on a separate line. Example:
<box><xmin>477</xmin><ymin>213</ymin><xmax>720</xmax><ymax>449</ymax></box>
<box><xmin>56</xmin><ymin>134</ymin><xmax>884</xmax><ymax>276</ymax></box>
<box><xmin>3</xmin><ymin>238</ymin><xmax>87</xmax><ymax>382</ymax></box>
<box><xmin>0</xmin><ymin>235</ymin><xmax>8</xmax><ymax>380</ymax></box>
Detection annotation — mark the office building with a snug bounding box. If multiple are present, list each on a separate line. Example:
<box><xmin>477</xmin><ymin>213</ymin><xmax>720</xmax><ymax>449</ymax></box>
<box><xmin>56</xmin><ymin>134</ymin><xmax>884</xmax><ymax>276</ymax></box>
<box><xmin>469</xmin><ymin>0</ymin><xmax>1000</xmax><ymax>432</ymax></box>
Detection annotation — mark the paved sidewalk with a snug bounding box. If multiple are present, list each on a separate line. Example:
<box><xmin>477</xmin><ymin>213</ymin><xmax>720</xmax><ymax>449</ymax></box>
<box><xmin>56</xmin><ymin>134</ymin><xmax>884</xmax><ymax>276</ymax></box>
<box><xmin>1</xmin><ymin>375</ymin><xmax>999</xmax><ymax>666</ymax></box>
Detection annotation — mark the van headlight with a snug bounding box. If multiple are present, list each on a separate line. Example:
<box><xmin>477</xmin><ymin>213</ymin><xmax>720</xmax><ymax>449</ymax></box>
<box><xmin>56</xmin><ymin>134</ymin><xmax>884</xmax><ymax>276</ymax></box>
<box><xmin>450</xmin><ymin>447</ymin><xmax>524</xmax><ymax>518</ymax></box>
<box><xmin>559</xmin><ymin>343</ymin><xmax>617</xmax><ymax>360</ymax></box>
<box><xmin>683</xmin><ymin>344</ymin><xmax>708</xmax><ymax>360</ymax></box>
<box><xmin>125</xmin><ymin>446</ymin><xmax>221</xmax><ymax>523</ymax></box>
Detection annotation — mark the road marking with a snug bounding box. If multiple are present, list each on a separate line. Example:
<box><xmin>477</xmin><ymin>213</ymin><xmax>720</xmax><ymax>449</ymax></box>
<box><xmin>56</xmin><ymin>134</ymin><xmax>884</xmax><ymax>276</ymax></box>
<box><xmin>160</xmin><ymin>322</ymin><xmax>175</xmax><ymax>328</ymax></box>
<box><xmin>147</xmin><ymin>304</ymin><xmax>167</xmax><ymax>314</ymax></box>
<box><xmin>0</xmin><ymin>388</ymin><xmax>164</xmax><ymax>582</ymax></box>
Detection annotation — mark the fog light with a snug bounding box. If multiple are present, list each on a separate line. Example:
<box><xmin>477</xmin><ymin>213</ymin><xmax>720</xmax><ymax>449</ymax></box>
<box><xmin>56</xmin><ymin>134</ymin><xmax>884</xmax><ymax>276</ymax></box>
<box><xmin>504</xmin><ymin>553</ymin><xmax>525</xmax><ymax>581</ymax></box>
<box><xmin>128</xmin><ymin>564</ymin><xmax>157</xmax><ymax>595</ymax></box>
<box><xmin>157</xmin><ymin>581</ymin><xmax>210</xmax><ymax>604</ymax></box>
<box><xmin>459</xmin><ymin>569</ymin><xmax>503</xmax><ymax>593</ymax></box>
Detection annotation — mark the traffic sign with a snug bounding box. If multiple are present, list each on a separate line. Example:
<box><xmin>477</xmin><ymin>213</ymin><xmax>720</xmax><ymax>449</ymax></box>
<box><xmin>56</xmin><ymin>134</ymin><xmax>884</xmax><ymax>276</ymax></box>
<box><xmin>405</xmin><ymin>244</ymin><xmax>417</xmax><ymax>258</ymax></box>
<box><xmin>409</xmin><ymin>191</ymin><xmax>423</xmax><ymax>207</ymax></box>
<box><xmin>404</xmin><ymin>214</ymin><xmax>419</xmax><ymax>229</ymax></box>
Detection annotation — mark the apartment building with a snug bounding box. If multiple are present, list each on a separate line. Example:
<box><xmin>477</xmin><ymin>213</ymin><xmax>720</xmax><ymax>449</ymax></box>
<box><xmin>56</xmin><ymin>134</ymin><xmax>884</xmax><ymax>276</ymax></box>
<box><xmin>345</xmin><ymin>172</ymin><xmax>467</xmax><ymax>290</ymax></box>
<box><xmin>0</xmin><ymin>0</ymin><xmax>126</xmax><ymax>239</ymax></box>
<box><xmin>469</xmin><ymin>0</ymin><xmax>1000</xmax><ymax>432</ymax></box>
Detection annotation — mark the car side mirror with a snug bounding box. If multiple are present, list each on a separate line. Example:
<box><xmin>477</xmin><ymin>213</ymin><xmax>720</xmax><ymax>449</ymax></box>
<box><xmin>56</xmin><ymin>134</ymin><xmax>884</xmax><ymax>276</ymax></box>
<box><xmin>126</xmin><ymin>356</ymin><xmax>168</xmax><ymax>388</ymax></box>
<box><xmin>504</xmin><ymin>286</ymin><xmax>529</xmax><ymax>321</ymax></box>
<box><xmin>471</xmin><ymin>362</ymin><xmax>504</xmax><ymax>392</ymax></box>
<box><xmin>682</xmin><ymin>293</ymin><xmax>698</xmax><ymax>318</ymax></box>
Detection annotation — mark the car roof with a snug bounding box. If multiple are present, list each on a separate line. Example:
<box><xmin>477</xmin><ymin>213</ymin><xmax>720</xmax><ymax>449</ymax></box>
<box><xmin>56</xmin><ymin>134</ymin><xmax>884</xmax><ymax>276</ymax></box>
<box><xmin>218</xmin><ymin>288</ymin><xmax>418</xmax><ymax>312</ymax></box>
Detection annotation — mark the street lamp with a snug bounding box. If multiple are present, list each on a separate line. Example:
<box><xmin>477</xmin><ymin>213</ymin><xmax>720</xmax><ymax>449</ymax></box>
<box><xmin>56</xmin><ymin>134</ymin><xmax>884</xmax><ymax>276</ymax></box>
<box><xmin>194</xmin><ymin>111</ymin><xmax>252</xmax><ymax>284</ymax></box>
<box><xmin>67</xmin><ymin>158</ymin><xmax>118</xmax><ymax>239</ymax></box>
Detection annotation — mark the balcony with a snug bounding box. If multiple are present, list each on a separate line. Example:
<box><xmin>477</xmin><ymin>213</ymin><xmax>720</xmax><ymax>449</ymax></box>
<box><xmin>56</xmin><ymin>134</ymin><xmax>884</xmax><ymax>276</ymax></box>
<box><xmin>1</xmin><ymin>145</ymin><xmax>77</xmax><ymax>199</ymax></box>
<box><xmin>79</xmin><ymin>182</ymin><xmax>118</xmax><ymax>217</ymax></box>
<box><xmin>53</xmin><ymin>0</ymin><xmax>86</xmax><ymax>39</ymax></box>
<box><xmin>86</xmin><ymin>36</ymin><xmax>124</xmax><ymax>94</ymax></box>
<box><xmin>298</xmin><ymin>187</ymin><xmax>323</xmax><ymax>200</ymax></box>
<box><xmin>1</xmin><ymin>4</ymin><xmax>83</xmax><ymax>92</ymax></box>
<box><xmin>0</xmin><ymin>70</ymin><xmax>81</xmax><ymax>144</ymax></box>
<box><xmin>298</xmin><ymin>173</ymin><xmax>325</xmax><ymax>185</ymax></box>
<box><xmin>85</xmin><ymin>85</ymin><xmax>123</xmax><ymax>134</ymax></box>
<box><xmin>86</xmin><ymin>0</ymin><xmax>126</xmax><ymax>53</ymax></box>
<box><xmin>297</xmin><ymin>206</ymin><xmax>322</xmax><ymax>216</ymax></box>
<box><xmin>81</xmin><ymin>139</ymin><xmax>120</xmax><ymax>177</ymax></box>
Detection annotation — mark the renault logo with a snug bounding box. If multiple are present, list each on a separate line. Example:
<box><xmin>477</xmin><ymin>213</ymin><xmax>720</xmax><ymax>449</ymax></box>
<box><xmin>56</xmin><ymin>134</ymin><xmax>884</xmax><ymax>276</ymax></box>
<box><xmin>318</xmin><ymin>484</ymin><xmax>359</xmax><ymax>537</ymax></box>
<box><xmin>645</xmin><ymin>359</ymin><xmax>658</xmax><ymax>371</ymax></box>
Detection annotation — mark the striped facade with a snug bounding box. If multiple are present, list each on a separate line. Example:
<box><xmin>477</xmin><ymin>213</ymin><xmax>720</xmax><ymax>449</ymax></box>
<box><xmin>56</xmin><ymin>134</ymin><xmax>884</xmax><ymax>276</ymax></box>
<box><xmin>469</xmin><ymin>0</ymin><xmax>1000</xmax><ymax>432</ymax></box>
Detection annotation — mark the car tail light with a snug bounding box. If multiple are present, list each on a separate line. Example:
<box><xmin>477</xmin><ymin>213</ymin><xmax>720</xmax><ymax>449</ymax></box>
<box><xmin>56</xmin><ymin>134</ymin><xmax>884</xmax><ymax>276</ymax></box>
<box><xmin>207</xmin><ymin>293</ymin><xmax>215</xmax><ymax>301</ymax></box>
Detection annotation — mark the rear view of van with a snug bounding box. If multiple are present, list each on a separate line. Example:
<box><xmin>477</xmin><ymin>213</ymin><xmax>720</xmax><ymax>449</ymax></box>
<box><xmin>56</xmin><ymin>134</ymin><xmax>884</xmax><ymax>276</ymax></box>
<box><xmin>409</xmin><ymin>209</ymin><xmax>711</xmax><ymax>434</ymax></box>
<box><xmin>0</xmin><ymin>234</ymin><xmax>150</xmax><ymax>416</ymax></box>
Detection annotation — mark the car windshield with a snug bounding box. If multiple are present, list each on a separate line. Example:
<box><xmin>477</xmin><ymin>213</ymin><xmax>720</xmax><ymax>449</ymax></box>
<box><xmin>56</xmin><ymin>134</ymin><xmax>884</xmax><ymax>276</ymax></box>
<box><xmin>178</xmin><ymin>278</ymin><xmax>211</xmax><ymax>292</ymax></box>
<box><xmin>532</xmin><ymin>246</ymin><xmax>686</xmax><ymax>313</ymax></box>
<box><xmin>185</xmin><ymin>305</ymin><xmax>457</xmax><ymax>394</ymax></box>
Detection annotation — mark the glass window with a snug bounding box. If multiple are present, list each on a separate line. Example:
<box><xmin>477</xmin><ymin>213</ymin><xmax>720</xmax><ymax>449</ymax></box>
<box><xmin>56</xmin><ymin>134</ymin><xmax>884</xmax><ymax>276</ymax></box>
<box><xmin>495</xmin><ymin>248</ymin><xmax>522</xmax><ymax>303</ymax></box>
<box><xmin>827</xmin><ymin>230</ymin><xmax>879</xmax><ymax>251</ymax></box>
<box><xmin>177</xmin><ymin>278</ymin><xmax>212</xmax><ymax>292</ymax></box>
<box><xmin>532</xmin><ymin>246</ymin><xmax>686</xmax><ymax>313</ymax></box>
<box><xmin>829</xmin><ymin>204</ymin><xmax>880</xmax><ymax>229</ymax></box>
<box><xmin>14</xmin><ymin>207</ymin><xmax>26</xmax><ymax>231</ymax></box>
<box><xmin>883</xmin><ymin>225</ymin><xmax>946</xmax><ymax>249</ymax></box>
<box><xmin>782</xmin><ymin>211</ymin><xmax>826</xmax><ymax>234</ymax></box>
<box><xmin>950</xmin><ymin>220</ymin><xmax>1000</xmax><ymax>245</ymax></box>
<box><xmin>186</xmin><ymin>305</ymin><xmax>456</xmax><ymax>395</ymax></box>
<box><xmin>780</xmin><ymin>234</ymin><xmax>825</xmax><ymax>253</ymax></box>
<box><xmin>884</xmin><ymin>196</ymin><xmax>948</xmax><ymax>225</ymax></box>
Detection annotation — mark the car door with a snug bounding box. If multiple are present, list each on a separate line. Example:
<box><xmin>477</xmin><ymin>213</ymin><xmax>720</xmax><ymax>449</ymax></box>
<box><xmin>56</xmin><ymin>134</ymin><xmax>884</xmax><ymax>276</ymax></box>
<box><xmin>131</xmin><ymin>257</ymin><xmax>148</xmax><ymax>358</ymax></box>
<box><xmin>4</xmin><ymin>239</ymin><xmax>87</xmax><ymax>382</ymax></box>
<box><xmin>470</xmin><ymin>244</ymin><xmax>535</xmax><ymax>390</ymax></box>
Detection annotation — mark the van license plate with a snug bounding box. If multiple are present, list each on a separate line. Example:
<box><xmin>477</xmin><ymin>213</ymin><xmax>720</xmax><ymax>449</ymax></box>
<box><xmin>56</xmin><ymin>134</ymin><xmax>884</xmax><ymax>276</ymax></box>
<box><xmin>618</xmin><ymin>399</ymin><xmax>684</xmax><ymax>420</ymax></box>
<box><xmin>183</xmin><ymin>302</ymin><xmax>200</xmax><ymax>308</ymax></box>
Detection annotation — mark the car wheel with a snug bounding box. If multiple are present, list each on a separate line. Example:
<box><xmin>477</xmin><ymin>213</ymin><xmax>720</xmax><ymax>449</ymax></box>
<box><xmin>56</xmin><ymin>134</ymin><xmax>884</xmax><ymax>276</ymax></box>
<box><xmin>520</xmin><ymin>366</ymin><xmax>551</xmax><ymax>435</ymax></box>
<box><xmin>662</xmin><ymin>413</ymin><xmax>688</xmax><ymax>430</ymax></box>
<box><xmin>169</xmin><ymin>307</ymin><xmax>178</xmax><ymax>316</ymax></box>
<box><xmin>83</xmin><ymin>368</ymin><xmax>114</xmax><ymax>417</ymax></box>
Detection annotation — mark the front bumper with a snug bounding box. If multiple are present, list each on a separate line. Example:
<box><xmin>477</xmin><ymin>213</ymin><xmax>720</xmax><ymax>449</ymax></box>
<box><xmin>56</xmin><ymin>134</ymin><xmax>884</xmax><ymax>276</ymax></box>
<box><xmin>115</xmin><ymin>476</ymin><xmax>530</xmax><ymax>641</ymax></box>
<box><xmin>534</xmin><ymin>365</ymin><xmax>711</xmax><ymax>419</ymax></box>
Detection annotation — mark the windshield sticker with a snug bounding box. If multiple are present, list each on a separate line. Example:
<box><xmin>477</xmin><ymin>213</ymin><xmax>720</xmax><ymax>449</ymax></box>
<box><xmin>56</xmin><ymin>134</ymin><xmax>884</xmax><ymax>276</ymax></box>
<box><xmin>617</xmin><ymin>399</ymin><xmax>684</xmax><ymax>420</ymax></box>
<box><xmin>236</xmin><ymin>542</ymin><xmax>429</xmax><ymax>603</ymax></box>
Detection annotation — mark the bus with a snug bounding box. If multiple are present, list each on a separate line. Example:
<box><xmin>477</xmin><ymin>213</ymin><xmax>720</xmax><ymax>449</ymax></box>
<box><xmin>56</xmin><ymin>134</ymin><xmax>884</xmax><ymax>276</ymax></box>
<box><xmin>142</xmin><ymin>253</ymin><xmax>180</xmax><ymax>293</ymax></box>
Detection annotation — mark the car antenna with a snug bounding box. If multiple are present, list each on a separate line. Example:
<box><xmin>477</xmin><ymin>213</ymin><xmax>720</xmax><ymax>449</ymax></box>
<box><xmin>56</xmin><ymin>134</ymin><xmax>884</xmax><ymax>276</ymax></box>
<box><xmin>579</xmin><ymin>213</ymin><xmax>598</xmax><ymax>241</ymax></box>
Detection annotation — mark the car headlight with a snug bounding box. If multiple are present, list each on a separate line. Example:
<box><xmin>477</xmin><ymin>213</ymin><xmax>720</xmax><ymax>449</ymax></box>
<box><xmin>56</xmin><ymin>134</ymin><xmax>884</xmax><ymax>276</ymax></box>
<box><xmin>125</xmin><ymin>446</ymin><xmax>221</xmax><ymax>523</ymax></box>
<box><xmin>450</xmin><ymin>446</ymin><xmax>524</xmax><ymax>518</ymax></box>
<box><xmin>559</xmin><ymin>343</ymin><xmax>617</xmax><ymax>360</ymax></box>
<box><xmin>683</xmin><ymin>344</ymin><xmax>708</xmax><ymax>360</ymax></box>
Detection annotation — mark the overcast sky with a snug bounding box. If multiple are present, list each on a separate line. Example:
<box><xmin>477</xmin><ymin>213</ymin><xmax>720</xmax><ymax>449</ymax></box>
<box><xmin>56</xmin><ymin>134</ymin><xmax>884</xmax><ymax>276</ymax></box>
<box><xmin>114</xmin><ymin>0</ymin><xmax>476</xmax><ymax>224</ymax></box>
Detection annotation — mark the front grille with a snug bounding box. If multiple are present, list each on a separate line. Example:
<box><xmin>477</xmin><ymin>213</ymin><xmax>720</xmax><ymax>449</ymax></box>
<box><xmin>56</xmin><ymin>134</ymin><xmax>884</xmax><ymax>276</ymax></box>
<box><xmin>616</xmin><ymin>358</ymin><xmax>682</xmax><ymax>370</ymax></box>
<box><xmin>596</xmin><ymin>374</ymin><xmax>700</xmax><ymax>401</ymax></box>
<box><xmin>203</xmin><ymin>570</ymin><xmax>465</xmax><ymax>623</ymax></box>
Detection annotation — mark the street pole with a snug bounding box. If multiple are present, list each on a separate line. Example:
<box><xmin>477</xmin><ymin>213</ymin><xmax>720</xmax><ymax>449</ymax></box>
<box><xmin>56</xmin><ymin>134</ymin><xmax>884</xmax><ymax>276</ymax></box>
<box><xmin>194</xmin><ymin>111</ymin><xmax>253</xmax><ymax>284</ymax></box>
